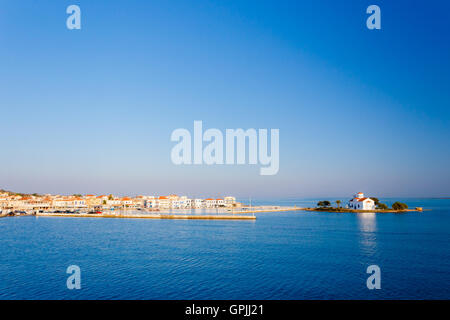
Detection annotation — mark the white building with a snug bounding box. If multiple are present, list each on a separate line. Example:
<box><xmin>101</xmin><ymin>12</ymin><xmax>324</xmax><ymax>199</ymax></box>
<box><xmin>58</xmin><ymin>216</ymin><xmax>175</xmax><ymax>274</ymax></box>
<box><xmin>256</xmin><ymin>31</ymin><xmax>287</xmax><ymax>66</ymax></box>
<box><xmin>145</xmin><ymin>198</ymin><xmax>158</xmax><ymax>208</ymax></box>
<box><xmin>224</xmin><ymin>196</ymin><xmax>236</xmax><ymax>207</ymax></box>
<box><xmin>172</xmin><ymin>198</ymin><xmax>181</xmax><ymax>209</ymax></box>
<box><xmin>72</xmin><ymin>198</ymin><xmax>87</xmax><ymax>208</ymax></box>
<box><xmin>193</xmin><ymin>199</ymin><xmax>203</xmax><ymax>208</ymax></box>
<box><xmin>121</xmin><ymin>197</ymin><xmax>133</xmax><ymax>206</ymax></box>
<box><xmin>205</xmin><ymin>198</ymin><xmax>216</xmax><ymax>208</ymax></box>
<box><xmin>158</xmin><ymin>196</ymin><xmax>170</xmax><ymax>208</ymax></box>
<box><xmin>348</xmin><ymin>192</ymin><xmax>375</xmax><ymax>210</ymax></box>
<box><xmin>106</xmin><ymin>199</ymin><xmax>122</xmax><ymax>207</ymax></box>
<box><xmin>177</xmin><ymin>196</ymin><xmax>191</xmax><ymax>208</ymax></box>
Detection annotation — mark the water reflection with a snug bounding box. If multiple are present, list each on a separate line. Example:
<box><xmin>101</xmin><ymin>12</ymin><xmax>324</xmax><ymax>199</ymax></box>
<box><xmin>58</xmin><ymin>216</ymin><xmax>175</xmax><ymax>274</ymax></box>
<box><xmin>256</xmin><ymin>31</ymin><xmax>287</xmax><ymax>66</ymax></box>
<box><xmin>357</xmin><ymin>212</ymin><xmax>378</xmax><ymax>256</ymax></box>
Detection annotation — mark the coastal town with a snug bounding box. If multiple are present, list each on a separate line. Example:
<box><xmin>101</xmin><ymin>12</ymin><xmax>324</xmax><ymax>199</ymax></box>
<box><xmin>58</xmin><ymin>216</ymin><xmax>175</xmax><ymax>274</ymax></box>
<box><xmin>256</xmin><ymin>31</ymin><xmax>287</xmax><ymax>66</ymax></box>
<box><xmin>0</xmin><ymin>191</ymin><xmax>240</xmax><ymax>215</ymax></box>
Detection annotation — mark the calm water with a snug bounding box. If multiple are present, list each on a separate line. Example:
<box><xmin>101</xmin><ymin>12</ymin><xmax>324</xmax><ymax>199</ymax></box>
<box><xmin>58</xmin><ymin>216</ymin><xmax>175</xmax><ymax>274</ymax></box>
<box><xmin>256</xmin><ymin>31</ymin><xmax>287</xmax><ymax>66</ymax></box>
<box><xmin>1</xmin><ymin>198</ymin><xmax>449</xmax><ymax>300</ymax></box>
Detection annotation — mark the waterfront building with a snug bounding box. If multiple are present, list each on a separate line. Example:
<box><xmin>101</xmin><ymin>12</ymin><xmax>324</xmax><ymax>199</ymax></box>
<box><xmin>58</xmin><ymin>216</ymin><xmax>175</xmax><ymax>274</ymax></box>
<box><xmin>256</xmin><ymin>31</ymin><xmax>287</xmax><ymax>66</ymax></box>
<box><xmin>130</xmin><ymin>197</ymin><xmax>144</xmax><ymax>208</ymax></box>
<box><xmin>224</xmin><ymin>196</ymin><xmax>236</xmax><ymax>207</ymax></box>
<box><xmin>347</xmin><ymin>192</ymin><xmax>375</xmax><ymax>210</ymax></box>
<box><xmin>72</xmin><ymin>197</ymin><xmax>87</xmax><ymax>208</ymax></box>
<box><xmin>205</xmin><ymin>198</ymin><xmax>216</xmax><ymax>208</ymax></box>
<box><xmin>86</xmin><ymin>196</ymin><xmax>102</xmax><ymax>208</ymax></box>
<box><xmin>106</xmin><ymin>198</ymin><xmax>121</xmax><ymax>207</ymax></box>
<box><xmin>96</xmin><ymin>195</ymin><xmax>108</xmax><ymax>204</ymax></box>
<box><xmin>172</xmin><ymin>199</ymin><xmax>180</xmax><ymax>208</ymax></box>
<box><xmin>158</xmin><ymin>196</ymin><xmax>170</xmax><ymax>208</ymax></box>
<box><xmin>175</xmin><ymin>196</ymin><xmax>190</xmax><ymax>208</ymax></box>
<box><xmin>193</xmin><ymin>199</ymin><xmax>204</xmax><ymax>208</ymax></box>
<box><xmin>51</xmin><ymin>197</ymin><xmax>86</xmax><ymax>208</ymax></box>
<box><xmin>0</xmin><ymin>196</ymin><xmax>8</xmax><ymax>208</ymax></box>
<box><xmin>121</xmin><ymin>197</ymin><xmax>133</xmax><ymax>206</ymax></box>
<box><xmin>52</xmin><ymin>198</ymin><xmax>73</xmax><ymax>208</ymax></box>
<box><xmin>145</xmin><ymin>198</ymin><xmax>159</xmax><ymax>208</ymax></box>
<box><xmin>26</xmin><ymin>198</ymin><xmax>51</xmax><ymax>209</ymax></box>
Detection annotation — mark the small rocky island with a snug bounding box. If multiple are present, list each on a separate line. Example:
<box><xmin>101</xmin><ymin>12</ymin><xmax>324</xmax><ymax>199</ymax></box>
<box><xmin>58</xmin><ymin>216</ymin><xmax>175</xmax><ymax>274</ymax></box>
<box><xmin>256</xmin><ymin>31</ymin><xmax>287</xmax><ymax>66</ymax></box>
<box><xmin>307</xmin><ymin>192</ymin><xmax>423</xmax><ymax>213</ymax></box>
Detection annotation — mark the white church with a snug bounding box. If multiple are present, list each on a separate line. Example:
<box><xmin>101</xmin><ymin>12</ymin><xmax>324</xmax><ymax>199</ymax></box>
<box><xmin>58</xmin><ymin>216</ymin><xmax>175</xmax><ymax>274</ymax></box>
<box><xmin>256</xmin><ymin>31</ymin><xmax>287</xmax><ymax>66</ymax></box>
<box><xmin>347</xmin><ymin>192</ymin><xmax>375</xmax><ymax>210</ymax></box>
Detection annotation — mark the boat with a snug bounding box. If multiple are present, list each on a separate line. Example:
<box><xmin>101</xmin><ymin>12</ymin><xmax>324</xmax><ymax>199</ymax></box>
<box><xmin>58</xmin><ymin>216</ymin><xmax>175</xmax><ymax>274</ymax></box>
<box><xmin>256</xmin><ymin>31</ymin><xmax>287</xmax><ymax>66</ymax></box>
<box><xmin>87</xmin><ymin>210</ymin><xmax>102</xmax><ymax>214</ymax></box>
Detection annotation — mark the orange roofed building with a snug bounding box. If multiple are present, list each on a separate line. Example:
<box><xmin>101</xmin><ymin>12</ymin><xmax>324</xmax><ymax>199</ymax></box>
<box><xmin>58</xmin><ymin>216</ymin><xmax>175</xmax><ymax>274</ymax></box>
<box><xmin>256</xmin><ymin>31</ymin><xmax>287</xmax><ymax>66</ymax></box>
<box><xmin>347</xmin><ymin>192</ymin><xmax>375</xmax><ymax>210</ymax></box>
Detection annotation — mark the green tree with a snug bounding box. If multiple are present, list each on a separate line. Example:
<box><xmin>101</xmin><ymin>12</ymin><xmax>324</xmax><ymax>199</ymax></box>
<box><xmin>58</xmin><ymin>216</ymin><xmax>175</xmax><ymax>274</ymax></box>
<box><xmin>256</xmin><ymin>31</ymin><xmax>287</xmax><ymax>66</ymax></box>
<box><xmin>102</xmin><ymin>200</ymin><xmax>107</xmax><ymax>205</ymax></box>
<box><xmin>377</xmin><ymin>203</ymin><xmax>388</xmax><ymax>210</ymax></box>
<box><xmin>108</xmin><ymin>194</ymin><xmax>114</xmax><ymax>200</ymax></box>
<box><xmin>336</xmin><ymin>200</ymin><xmax>341</xmax><ymax>208</ymax></box>
<box><xmin>370</xmin><ymin>197</ymin><xmax>380</xmax><ymax>205</ymax></box>
<box><xmin>392</xmin><ymin>202</ymin><xmax>408</xmax><ymax>210</ymax></box>
<box><xmin>317</xmin><ymin>200</ymin><xmax>331</xmax><ymax>208</ymax></box>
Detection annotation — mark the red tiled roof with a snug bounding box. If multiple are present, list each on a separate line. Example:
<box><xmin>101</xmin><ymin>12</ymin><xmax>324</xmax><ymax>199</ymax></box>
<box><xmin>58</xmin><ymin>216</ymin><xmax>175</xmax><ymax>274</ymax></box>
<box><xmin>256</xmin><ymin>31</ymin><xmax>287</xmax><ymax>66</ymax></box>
<box><xmin>357</xmin><ymin>197</ymin><xmax>373</xmax><ymax>202</ymax></box>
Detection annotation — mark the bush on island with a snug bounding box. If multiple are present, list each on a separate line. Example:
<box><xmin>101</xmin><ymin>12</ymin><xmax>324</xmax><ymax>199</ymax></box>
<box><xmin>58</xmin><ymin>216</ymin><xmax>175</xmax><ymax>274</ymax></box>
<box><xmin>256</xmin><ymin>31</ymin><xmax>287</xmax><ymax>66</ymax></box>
<box><xmin>377</xmin><ymin>203</ymin><xmax>389</xmax><ymax>210</ymax></box>
<box><xmin>317</xmin><ymin>201</ymin><xmax>331</xmax><ymax>208</ymax></box>
<box><xmin>392</xmin><ymin>202</ymin><xmax>408</xmax><ymax>210</ymax></box>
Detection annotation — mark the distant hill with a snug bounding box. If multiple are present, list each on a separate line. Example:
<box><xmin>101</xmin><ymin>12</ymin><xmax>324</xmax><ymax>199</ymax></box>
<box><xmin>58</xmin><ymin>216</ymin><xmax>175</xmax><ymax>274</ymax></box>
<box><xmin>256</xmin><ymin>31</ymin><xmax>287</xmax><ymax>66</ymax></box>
<box><xmin>0</xmin><ymin>189</ymin><xmax>42</xmax><ymax>197</ymax></box>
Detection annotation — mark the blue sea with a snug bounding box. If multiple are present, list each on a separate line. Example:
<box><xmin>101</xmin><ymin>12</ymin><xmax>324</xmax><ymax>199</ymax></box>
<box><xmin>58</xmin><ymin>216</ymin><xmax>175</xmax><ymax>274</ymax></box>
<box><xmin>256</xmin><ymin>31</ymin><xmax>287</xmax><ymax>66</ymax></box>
<box><xmin>0</xmin><ymin>198</ymin><xmax>449</xmax><ymax>300</ymax></box>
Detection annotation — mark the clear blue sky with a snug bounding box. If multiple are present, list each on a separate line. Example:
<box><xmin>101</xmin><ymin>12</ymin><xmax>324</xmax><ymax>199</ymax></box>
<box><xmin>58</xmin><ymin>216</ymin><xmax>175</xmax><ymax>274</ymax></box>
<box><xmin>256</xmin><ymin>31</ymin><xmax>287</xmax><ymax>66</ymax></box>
<box><xmin>0</xmin><ymin>0</ymin><xmax>449</xmax><ymax>198</ymax></box>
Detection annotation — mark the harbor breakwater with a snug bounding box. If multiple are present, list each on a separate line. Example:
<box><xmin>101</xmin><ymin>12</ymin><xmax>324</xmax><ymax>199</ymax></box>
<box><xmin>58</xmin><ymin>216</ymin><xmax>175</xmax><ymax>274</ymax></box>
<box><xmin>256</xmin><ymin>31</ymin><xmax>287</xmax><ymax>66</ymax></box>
<box><xmin>36</xmin><ymin>212</ymin><xmax>256</xmax><ymax>220</ymax></box>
